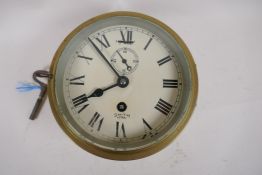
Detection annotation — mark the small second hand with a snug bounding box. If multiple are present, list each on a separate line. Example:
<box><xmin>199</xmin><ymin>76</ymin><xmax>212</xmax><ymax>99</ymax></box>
<box><xmin>116</xmin><ymin>51</ymin><xmax>132</xmax><ymax>71</ymax></box>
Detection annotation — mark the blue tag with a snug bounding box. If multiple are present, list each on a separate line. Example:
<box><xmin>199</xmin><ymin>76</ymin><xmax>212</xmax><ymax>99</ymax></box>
<box><xmin>16</xmin><ymin>82</ymin><xmax>41</xmax><ymax>92</ymax></box>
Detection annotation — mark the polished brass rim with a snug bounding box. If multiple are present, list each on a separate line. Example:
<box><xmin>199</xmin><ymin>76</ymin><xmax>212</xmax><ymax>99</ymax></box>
<box><xmin>48</xmin><ymin>11</ymin><xmax>198</xmax><ymax>160</ymax></box>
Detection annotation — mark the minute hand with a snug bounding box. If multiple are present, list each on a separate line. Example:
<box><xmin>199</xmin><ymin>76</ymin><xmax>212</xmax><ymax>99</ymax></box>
<box><xmin>88</xmin><ymin>37</ymin><xmax>120</xmax><ymax>77</ymax></box>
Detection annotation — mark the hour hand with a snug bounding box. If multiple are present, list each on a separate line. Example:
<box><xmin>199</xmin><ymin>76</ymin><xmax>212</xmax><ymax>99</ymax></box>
<box><xmin>87</xmin><ymin>76</ymin><xmax>129</xmax><ymax>99</ymax></box>
<box><xmin>87</xmin><ymin>83</ymin><xmax>118</xmax><ymax>98</ymax></box>
<box><xmin>88</xmin><ymin>37</ymin><xmax>120</xmax><ymax>77</ymax></box>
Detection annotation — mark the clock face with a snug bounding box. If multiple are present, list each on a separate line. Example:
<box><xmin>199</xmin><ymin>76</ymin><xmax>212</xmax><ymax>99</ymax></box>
<box><xmin>49</xmin><ymin>12</ymin><xmax>197</xmax><ymax>159</ymax></box>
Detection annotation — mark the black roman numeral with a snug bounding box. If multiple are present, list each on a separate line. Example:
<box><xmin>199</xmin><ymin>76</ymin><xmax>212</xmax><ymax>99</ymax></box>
<box><xmin>95</xmin><ymin>34</ymin><xmax>110</xmax><ymax>48</ymax></box>
<box><xmin>72</xmin><ymin>94</ymin><xmax>89</xmax><ymax>113</ymax></box>
<box><xmin>69</xmin><ymin>75</ymin><xmax>85</xmax><ymax>85</ymax></box>
<box><xmin>142</xmin><ymin>118</ymin><xmax>152</xmax><ymax>130</ymax></box>
<box><xmin>142</xmin><ymin>119</ymin><xmax>158</xmax><ymax>139</ymax></box>
<box><xmin>116</xmin><ymin>121</ymin><xmax>126</xmax><ymax>138</ymax></box>
<box><xmin>163</xmin><ymin>79</ymin><xmax>178</xmax><ymax>88</ymax></box>
<box><xmin>144</xmin><ymin>38</ymin><xmax>152</xmax><ymax>50</ymax></box>
<box><xmin>77</xmin><ymin>104</ymin><xmax>89</xmax><ymax>113</ymax></box>
<box><xmin>157</xmin><ymin>56</ymin><xmax>172</xmax><ymax>66</ymax></box>
<box><xmin>118</xmin><ymin>30</ymin><xmax>134</xmax><ymax>44</ymax></box>
<box><xmin>72</xmin><ymin>94</ymin><xmax>88</xmax><ymax>107</ymax></box>
<box><xmin>88</xmin><ymin>112</ymin><xmax>104</xmax><ymax>131</ymax></box>
<box><xmin>154</xmin><ymin>98</ymin><xmax>173</xmax><ymax>116</ymax></box>
<box><xmin>77</xmin><ymin>55</ymin><xmax>93</xmax><ymax>60</ymax></box>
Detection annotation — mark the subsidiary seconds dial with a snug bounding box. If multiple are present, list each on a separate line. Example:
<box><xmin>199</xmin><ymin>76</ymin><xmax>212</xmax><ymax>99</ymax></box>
<box><xmin>49</xmin><ymin>12</ymin><xmax>198</xmax><ymax>160</ymax></box>
<box><xmin>110</xmin><ymin>47</ymin><xmax>139</xmax><ymax>75</ymax></box>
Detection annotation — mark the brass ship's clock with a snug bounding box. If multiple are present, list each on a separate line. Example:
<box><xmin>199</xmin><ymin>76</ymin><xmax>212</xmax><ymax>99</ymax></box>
<box><xmin>31</xmin><ymin>11</ymin><xmax>198</xmax><ymax>160</ymax></box>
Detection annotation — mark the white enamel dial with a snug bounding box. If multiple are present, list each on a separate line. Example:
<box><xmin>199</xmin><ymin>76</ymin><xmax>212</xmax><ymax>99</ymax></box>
<box><xmin>50</xmin><ymin>12</ymin><xmax>197</xmax><ymax>159</ymax></box>
<box><xmin>63</xmin><ymin>25</ymin><xmax>182</xmax><ymax>151</ymax></box>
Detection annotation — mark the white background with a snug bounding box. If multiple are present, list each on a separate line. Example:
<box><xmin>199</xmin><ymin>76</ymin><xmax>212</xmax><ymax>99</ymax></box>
<box><xmin>1</xmin><ymin>0</ymin><xmax>262</xmax><ymax>174</ymax></box>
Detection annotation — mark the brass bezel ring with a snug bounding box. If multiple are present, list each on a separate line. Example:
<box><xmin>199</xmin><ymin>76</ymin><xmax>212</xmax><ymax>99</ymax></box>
<box><xmin>48</xmin><ymin>11</ymin><xmax>198</xmax><ymax>160</ymax></box>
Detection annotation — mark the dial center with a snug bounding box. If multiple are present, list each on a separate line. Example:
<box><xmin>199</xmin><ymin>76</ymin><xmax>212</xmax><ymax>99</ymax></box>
<box><xmin>117</xmin><ymin>76</ymin><xmax>129</xmax><ymax>88</ymax></box>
